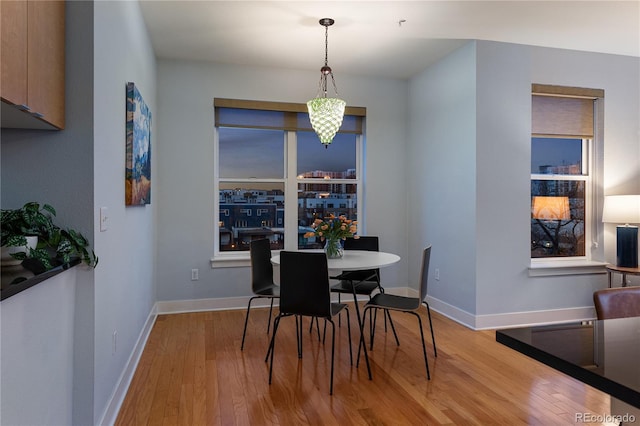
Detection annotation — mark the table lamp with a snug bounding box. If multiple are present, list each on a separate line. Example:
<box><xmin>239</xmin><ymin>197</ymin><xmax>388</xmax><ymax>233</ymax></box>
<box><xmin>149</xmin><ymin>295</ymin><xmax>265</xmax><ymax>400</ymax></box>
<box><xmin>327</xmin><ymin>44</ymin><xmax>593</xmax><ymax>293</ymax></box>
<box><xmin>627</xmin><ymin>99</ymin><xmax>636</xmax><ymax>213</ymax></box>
<box><xmin>602</xmin><ymin>195</ymin><xmax>640</xmax><ymax>268</ymax></box>
<box><xmin>532</xmin><ymin>196</ymin><xmax>570</xmax><ymax>254</ymax></box>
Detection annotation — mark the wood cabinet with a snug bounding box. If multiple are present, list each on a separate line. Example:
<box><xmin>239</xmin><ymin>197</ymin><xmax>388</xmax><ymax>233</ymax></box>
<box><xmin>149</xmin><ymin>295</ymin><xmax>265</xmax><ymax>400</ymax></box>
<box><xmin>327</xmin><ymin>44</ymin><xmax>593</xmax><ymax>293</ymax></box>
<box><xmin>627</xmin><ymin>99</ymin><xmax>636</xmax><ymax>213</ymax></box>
<box><xmin>1</xmin><ymin>0</ymin><xmax>65</xmax><ymax>130</ymax></box>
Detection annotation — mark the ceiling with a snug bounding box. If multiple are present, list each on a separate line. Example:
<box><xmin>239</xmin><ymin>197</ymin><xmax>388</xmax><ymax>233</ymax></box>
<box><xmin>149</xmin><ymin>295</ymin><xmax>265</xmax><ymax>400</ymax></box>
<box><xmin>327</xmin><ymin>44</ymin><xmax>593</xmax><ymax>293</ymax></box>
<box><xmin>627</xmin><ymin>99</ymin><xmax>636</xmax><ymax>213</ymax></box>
<box><xmin>139</xmin><ymin>1</ymin><xmax>640</xmax><ymax>80</ymax></box>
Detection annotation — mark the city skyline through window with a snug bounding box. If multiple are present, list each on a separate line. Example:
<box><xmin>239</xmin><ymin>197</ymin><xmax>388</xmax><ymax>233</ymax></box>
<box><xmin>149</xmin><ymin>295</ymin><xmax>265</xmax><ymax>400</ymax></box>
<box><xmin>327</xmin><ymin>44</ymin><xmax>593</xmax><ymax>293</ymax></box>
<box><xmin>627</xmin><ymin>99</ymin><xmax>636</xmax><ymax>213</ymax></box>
<box><xmin>215</xmin><ymin>104</ymin><xmax>362</xmax><ymax>254</ymax></box>
<box><xmin>531</xmin><ymin>136</ymin><xmax>588</xmax><ymax>258</ymax></box>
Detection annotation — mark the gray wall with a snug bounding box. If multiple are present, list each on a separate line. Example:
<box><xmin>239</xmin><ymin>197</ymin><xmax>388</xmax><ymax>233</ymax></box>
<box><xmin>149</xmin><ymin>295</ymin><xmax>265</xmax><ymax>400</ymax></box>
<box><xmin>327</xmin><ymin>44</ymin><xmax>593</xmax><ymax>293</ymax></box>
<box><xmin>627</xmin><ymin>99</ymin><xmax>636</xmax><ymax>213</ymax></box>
<box><xmin>155</xmin><ymin>60</ymin><xmax>408</xmax><ymax>302</ymax></box>
<box><xmin>1</xmin><ymin>1</ymin><xmax>97</xmax><ymax>424</ymax></box>
<box><xmin>408</xmin><ymin>40</ymin><xmax>640</xmax><ymax>328</ymax></box>
<box><xmin>1</xmin><ymin>1</ymin><xmax>157</xmax><ymax>424</ymax></box>
<box><xmin>406</xmin><ymin>41</ymin><xmax>478</xmax><ymax>315</ymax></box>
<box><xmin>93</xmin><ymin>1</ymin><xmax>157</xmax><ymax>423</ymax></box>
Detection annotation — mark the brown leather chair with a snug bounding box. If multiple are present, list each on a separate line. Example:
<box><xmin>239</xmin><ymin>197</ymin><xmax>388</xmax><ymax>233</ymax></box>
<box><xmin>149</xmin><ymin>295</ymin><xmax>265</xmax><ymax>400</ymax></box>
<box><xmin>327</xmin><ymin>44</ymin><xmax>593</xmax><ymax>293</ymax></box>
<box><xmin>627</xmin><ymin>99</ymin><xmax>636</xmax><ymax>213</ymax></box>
<box><xmin>593</xmin><ymin>286</ymin><xmax>640</xmax><ymax>319</ymax></box>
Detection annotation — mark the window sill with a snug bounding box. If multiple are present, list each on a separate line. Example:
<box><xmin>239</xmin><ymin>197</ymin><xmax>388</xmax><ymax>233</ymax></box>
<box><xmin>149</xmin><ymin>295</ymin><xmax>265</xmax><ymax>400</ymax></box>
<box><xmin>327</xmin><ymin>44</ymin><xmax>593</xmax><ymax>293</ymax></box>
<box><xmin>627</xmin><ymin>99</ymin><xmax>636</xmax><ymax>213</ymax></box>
<box><xmin>528</xmin><ymin>259</ymin><xmax>608</xmax><ymax>277</ymax></box>
<box><xmin>210</xmin><ymin>255</ymin><xmax>250</xmax><ymax>269</ymax></box>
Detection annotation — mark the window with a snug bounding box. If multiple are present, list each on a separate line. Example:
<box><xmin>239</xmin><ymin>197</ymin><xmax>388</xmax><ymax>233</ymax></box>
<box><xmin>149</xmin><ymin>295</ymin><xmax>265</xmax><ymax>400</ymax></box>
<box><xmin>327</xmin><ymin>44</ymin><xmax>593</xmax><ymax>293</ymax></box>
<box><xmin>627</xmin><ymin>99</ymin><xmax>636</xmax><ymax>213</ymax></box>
<box><xmin>531</xmin><ymin>136</ymin><xmax>588</xmax><ymax>257</ymax></box>
<box><xmin>214</xmin><ymin>99</ymin><xmax>365</xmax><ymax>260</ymax></box>
<box><xmin>530</xmin><ymin>85</ymin><xmax>603</xmax><ymax>261</ymax></box>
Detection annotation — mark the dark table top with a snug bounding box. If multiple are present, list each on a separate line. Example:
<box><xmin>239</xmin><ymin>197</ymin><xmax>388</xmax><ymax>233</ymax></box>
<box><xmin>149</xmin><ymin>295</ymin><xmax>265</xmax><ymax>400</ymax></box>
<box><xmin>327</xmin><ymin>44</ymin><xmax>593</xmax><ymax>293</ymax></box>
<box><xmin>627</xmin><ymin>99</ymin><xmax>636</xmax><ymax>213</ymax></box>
<box><xmin>496</xmin><ymin>318</ymin><xmax>640</xmax><ymax>408</ymax></box>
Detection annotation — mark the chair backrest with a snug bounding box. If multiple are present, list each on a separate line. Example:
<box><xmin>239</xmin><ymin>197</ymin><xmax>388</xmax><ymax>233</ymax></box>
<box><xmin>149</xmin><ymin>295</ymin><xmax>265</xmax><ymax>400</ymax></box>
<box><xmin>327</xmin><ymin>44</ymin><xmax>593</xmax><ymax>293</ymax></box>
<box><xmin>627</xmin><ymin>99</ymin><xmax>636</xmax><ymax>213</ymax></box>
<box><xmin>593</xmin><ymin>286</ymin><xmax>640</xmax><ymax>320</ymax></box>
<box><xmin>343</xmin><ymin>236</ymin><xmax>380</xmax><ymax>282</ymax></box>
<box><xmin>344</xmin><ymin>236</ymin><xmax>379</xmax><ymax>252</ymax></box>
<box><xmin>419</xmin><ymin>246</ymin><xmax>432</xmax><ymax>302</ymax></box>
<box><xmin>279</xmin><ymin>251</ymin><xmax>332</xmax><ymax>318</ymax></box>
<box><xmin>250</xmin><ymin>238</ymin><xmax>274</xmax><ymax>292</ymax></box>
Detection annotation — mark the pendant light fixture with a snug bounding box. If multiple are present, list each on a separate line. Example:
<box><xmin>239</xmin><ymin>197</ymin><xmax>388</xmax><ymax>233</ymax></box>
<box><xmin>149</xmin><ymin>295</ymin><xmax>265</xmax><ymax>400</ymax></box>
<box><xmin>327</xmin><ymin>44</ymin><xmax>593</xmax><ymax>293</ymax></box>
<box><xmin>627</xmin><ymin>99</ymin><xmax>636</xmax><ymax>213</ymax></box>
<box><xmin>307</xmin><ymin>18</ymin><xmax>346</xmax><ymax>148</ymax></box>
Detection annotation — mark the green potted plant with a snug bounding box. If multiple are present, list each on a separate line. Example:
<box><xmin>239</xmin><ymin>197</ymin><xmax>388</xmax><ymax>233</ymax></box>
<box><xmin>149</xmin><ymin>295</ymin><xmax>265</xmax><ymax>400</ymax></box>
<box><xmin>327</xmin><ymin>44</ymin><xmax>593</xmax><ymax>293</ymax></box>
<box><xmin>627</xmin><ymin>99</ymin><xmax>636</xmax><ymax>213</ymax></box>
<box><xmin>1</xmin><ymin>202</ymin><xmax>98</xmax><ymax>273</ymax></box>
<box><xmin>1</xmin><ymin>202</ymin><xmax>56</xmax><ymax>267</ymax></box>
<box><xmin>47</xmin><ymin>226</ymin><xmax>98</xmax><ymax>268</ymax></box>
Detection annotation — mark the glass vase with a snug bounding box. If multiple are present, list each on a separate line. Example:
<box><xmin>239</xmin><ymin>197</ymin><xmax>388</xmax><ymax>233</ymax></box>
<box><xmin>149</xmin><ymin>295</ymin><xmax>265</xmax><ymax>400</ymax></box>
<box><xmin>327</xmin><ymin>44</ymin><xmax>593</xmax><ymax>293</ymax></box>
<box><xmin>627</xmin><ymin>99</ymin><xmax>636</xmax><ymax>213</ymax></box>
<box><xmin>324</xmin><ymin>238</ymin><xmax>344</xmax><ymax>259</ymax></box>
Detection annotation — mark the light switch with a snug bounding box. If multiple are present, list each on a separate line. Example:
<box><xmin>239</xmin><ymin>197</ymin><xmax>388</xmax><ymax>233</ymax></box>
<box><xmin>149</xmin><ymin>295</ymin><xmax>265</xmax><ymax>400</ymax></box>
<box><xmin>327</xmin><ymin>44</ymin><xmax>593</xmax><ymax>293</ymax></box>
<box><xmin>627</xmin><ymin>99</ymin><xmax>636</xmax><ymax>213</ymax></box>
<box><xmin>100</xmin><ymin>207</ymin><xmax>109</xmax><ymax>232</ymax></box>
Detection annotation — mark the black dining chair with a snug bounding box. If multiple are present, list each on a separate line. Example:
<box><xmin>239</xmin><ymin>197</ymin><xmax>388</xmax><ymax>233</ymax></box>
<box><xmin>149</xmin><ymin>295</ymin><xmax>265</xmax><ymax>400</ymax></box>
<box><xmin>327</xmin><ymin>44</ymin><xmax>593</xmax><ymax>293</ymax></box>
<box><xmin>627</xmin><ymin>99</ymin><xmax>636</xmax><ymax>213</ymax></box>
<box><xmin>330</xmin><ymin>236</ymin><xmax>398</xmax><ymax>343</ymax></box>
<box><xmin>358</xmin><ymin>245</ymin><xmax>436</xmax><ymax>379</ymax></box>
<box><xmin>267</xmin><ymin>251</ymin><xmax>352</xmax><ymax>395</ymax></box>
<box><xmin>240</xmin><ymin>238</ymin><xmax>280</xmax><ymax>350</ymax></box>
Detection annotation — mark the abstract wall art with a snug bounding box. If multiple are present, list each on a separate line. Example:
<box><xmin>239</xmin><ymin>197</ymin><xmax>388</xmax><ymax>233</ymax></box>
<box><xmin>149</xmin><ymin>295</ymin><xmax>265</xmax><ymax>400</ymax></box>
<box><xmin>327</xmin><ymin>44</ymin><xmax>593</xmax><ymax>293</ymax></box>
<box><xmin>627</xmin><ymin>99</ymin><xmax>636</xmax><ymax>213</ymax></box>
<box><xmin>125</xmin><ymin>82</ymin><xmax>152</xmax><ymax>206</ymax></box>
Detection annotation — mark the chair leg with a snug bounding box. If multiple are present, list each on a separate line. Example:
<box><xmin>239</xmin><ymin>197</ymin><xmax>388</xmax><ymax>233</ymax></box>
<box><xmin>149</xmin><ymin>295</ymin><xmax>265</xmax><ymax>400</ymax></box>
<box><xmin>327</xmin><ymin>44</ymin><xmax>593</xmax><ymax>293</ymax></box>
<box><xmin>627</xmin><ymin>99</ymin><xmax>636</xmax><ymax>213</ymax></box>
<box><xmin>267</xmin><ymin>298</ymin><xmax>274</xmax><ymax>335</ymax></box>
<box><xmin>368</xmin><ymin>294</ymin><xmax>379</xmax><ymax>344</ymax></box>
<box><xmin>268</xmin><ymin>314</ymin><xmax>283</xmax><ymax>384</ymax></box>
<box><xmin>265</xmin><ymin>312</ymin><xmax>288</xmax><ymax>362</ymax></box>
<box><xmin>386</xmin><ymin>310</ymin><xmax>400</xmax><ymax>346</ymax></box>
<box><xmin>369</xmin><ymin>311</ymin><xmax>377</xmax><ymax>351</ymax></box>
<box><xmin>370</xmin><ymin>306</ymin><xmax>376</xmax><ymax>339</ymax></box>
<box><xmin>369</xmin><ymin>309</ymin><xmax>399</xmax><ymax>350</ymax></box>
<box><xmin>368</xmin><ymin>299</ymin><xmax>399</xmax><ymax>347</ymax></box>
<box><xmin>241</xmin><ymin>296</ymin><xmax>258</xmax><ymax>350</ymax></box>
<box><xmin>424</xmin><ymin>303</ymin><xmax>437</xmax><ymax>357</ymax></box>
<box><xmin>328</xmin><ymin>318</ymin><xmax>336</xmax><ymax>395</ymax></box>
<box><xmin>410</xmin><ymin>311</ymin><xmax>430</xmax><ymax>380</ymax></box>
<box><xmin>345</xmin><ymin>308</ymin><xmax>353</xmax><ymax>365</ymax></box>
<box><xmin>323</xmin><ymin>319</ymin><xmax>328</xmax><ymax>344</ymax></box>
<box><xmin>378</xmin><ymin>281</ymin><xmax>388</xmax><ymax>333</ymax></box>
<box><xmin>297</xmin><ymin>315</ymin><xmax>303</xmax><ymax>358</ymax></box>
<box><xmin>354</xmin><ymin>304</ymin><xmax>372</xmax><ymax>380</ymax></box>
<box><xmin>356</xmin><ymin>311</ymin><xmax>363</xmax><ymax>364</ymax></box>
<box><xmin>308</xmin><ymin>317</ymin><xmax>322</xmax><ymax>341</ymax></box>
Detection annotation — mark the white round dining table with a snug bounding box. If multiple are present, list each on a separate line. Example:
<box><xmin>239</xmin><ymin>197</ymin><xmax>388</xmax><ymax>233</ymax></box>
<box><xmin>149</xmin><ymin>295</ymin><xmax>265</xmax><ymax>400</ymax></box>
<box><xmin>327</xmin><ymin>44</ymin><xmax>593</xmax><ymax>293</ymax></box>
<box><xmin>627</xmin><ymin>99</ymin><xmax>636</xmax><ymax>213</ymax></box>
<box><xmin>270</xmin><ymin>249</ymin><xmax>400</xmax><ymax>271</ymax></box>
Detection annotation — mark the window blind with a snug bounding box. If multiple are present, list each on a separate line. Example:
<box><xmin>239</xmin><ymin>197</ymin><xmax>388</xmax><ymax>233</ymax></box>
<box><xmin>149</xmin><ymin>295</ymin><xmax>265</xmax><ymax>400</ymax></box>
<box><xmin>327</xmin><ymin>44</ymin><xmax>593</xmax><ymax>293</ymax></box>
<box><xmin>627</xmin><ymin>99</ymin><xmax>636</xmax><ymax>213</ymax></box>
<box><xmin>531</xmin><ymin>84</ymin><xmax>603</xmax><ymax>138</ymax></box>
<box><xmin>214</xmin><ymin>98</ymin><xmax>365</xmax><ymax>134</ymax></box>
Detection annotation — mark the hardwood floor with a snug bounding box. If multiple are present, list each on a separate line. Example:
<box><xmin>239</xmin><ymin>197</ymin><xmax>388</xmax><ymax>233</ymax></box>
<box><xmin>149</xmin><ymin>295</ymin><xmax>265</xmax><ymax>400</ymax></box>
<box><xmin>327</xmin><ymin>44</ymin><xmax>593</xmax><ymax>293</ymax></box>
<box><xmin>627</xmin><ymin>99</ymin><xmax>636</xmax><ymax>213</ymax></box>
<box><xmin>115</xmin><ymin>306</ymin><xmax>612</xmax><ymax>425</ymax></box>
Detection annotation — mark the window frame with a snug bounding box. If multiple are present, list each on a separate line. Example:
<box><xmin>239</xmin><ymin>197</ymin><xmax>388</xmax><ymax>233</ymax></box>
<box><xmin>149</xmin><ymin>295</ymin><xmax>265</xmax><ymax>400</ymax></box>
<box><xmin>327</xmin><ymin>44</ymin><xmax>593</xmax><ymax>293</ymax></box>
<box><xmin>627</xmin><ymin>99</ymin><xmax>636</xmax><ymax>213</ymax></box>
<box><xmin>211</xmin><ymin>100</ymin><xmax>365</xmax><ymax>267</ymax></box>
<box><xmin>530</xmin><ymin>136</ymin><xmax>592</xmax><ymax>262</ymax></box>
<box><xmin>529</xmin><ymin>85</ymin><xmax>606</xmax><ymax>274</ymax></box>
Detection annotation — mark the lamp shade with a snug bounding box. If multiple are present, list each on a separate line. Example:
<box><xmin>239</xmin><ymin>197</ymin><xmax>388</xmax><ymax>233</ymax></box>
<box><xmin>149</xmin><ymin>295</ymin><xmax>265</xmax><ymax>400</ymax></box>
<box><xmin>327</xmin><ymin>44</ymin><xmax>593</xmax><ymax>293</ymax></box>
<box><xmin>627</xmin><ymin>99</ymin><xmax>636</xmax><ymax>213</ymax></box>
<box><xmin>602</xmin><ymin>195</ymin><xmax>640</xmax><ymax>224</ymax></box>
<box><xmin>532</xmin><ymin>196</ymin><xmax>571</xmax><ymax>220</ymax></box>
<box><xmin>307</xmin><ymin>97</ymin><xmax>346</xmax><ymax>145</ymax></box>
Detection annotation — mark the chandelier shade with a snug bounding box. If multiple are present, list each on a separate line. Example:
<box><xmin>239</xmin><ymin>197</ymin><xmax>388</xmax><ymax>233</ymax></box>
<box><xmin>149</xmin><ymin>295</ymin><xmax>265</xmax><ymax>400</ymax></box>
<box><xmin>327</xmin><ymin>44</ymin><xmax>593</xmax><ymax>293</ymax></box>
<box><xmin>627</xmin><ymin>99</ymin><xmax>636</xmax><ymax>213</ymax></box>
<box><xmin>307</xmin><ymin>97</ymin><xmax>346</xmax><ymax>145</ymax></box>
<box><xmin>308</xmin><ymin>18</ymin><xmax>345</xmax><ymax>147</ymax></box>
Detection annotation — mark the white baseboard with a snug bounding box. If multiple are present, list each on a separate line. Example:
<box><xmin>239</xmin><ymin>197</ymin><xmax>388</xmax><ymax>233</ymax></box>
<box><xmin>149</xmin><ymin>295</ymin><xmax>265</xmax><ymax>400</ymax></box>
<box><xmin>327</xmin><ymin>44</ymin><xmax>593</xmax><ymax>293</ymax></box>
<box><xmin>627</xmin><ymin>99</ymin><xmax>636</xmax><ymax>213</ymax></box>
<box><xmin>98</xmin><ymin>304</ymin><xmax>158</xmax><ymax>426</ymax></box>
<box><xmin>155</xmin><ymin>289</ymin><xmax>596</xmax><ymax>330</ymax></box>
<box><xmin>426</xmin><ymin>295</ymin><xmax>596</xmax><ymax>330</ymax></box>
<box><xmin>156</xmin><ymin>296</ymin><xmax>256</xmax><ymax>314</ymax></box>
<box><xmin>424</xmin><ymin>296</ymin><xmax>478</xmax><ymax>328</ymax></box>
<box><xmin>155</xmin><ymin>293</ymin><xmax>376</xmax><ymax>315</ymax></box>
<box><xmin>473</xmin><ymin>306</ymin><xmax>597</xmax><ymax>330</ymax></box>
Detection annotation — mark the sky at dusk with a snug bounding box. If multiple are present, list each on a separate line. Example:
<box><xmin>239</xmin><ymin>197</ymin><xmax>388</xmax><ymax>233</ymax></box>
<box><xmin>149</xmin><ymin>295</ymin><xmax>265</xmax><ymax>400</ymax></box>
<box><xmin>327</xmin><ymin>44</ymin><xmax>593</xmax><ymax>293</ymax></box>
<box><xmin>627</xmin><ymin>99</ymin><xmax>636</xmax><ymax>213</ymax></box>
<box><xmin>531</xmin><ymin>137</ymin><xmax>582</xmax><ymax>174</ymax></box>
<box><xmin>219</xmin><ymin>127</ymin><xmax>356</xmax><ymax>179</ymax></box>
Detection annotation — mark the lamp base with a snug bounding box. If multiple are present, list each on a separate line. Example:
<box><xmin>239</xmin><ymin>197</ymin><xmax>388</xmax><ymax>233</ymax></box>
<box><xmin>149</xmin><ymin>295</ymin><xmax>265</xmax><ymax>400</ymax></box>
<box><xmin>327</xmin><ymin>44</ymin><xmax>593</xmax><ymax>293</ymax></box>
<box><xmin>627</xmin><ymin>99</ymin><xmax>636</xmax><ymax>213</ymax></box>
<box><xmin>616</xmin><ymin>225</ymin><xmax>638</xmax><ymax>268</ymax></box>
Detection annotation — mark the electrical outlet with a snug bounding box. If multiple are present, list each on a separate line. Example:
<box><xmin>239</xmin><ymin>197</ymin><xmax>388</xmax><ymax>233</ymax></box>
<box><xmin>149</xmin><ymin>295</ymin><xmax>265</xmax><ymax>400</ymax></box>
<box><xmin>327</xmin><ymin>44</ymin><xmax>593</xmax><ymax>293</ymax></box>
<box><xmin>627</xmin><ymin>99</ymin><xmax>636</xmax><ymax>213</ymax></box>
<box><xmin>434</xmin><ymin>268</ymin><xmax>440</xmax><ymax>281</ymax></box>
<box><xmin>112</xmin><ymin>330</ymin><xmax>117</xmax><ymax>355</ymax></box>
<box><xmin>191</xmin><ymin>268</ymin><xmax>199</xmax><ymax>281</ymax></box>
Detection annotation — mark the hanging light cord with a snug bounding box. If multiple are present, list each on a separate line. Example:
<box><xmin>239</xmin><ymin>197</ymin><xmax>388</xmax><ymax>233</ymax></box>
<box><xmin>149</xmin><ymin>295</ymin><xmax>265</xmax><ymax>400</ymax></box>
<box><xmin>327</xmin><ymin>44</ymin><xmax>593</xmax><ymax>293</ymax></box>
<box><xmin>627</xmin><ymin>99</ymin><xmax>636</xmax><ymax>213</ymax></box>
<box><xmin>324</xmin><ymin>23</ymin><xmax>329</xmax><ymax>69</ymax></box>
<box><xmin>316</xmin><ymin>19</ymin><xmax>339</xmax><ymax>98</ymax></box>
